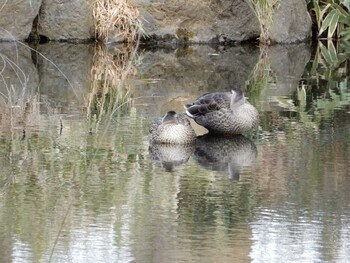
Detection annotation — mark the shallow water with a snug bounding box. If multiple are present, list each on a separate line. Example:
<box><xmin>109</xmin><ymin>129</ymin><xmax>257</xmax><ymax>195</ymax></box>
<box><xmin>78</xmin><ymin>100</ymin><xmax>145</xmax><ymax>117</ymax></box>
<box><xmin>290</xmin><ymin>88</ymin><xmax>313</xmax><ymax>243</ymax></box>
<box><xmin>0</xmin><ymin>42</ymin><xmax>349</xmax><ymax>263</ymax></box>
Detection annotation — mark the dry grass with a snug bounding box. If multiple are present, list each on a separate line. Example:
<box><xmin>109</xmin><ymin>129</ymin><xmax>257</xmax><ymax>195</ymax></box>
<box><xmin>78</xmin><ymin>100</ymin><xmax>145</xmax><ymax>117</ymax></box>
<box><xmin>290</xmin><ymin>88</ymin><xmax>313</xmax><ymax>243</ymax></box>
<box><xmin>93</xmin><ymin>0</ymin><xmax>143</xmax><ymax>43</ymax></box>
<box><xmin>248</xmin><ymin>0</ymin><xmax>280</xmax><ymax>45</ymax></box>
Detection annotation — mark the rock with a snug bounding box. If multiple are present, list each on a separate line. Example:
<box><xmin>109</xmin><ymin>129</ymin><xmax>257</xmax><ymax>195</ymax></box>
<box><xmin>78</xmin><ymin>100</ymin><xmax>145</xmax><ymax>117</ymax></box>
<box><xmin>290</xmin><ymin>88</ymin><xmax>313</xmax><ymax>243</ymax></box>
<box><xmin>269</xmin><ymin>0</ymin><xmax>312</xmax><ymax>43</ymax></box>
<box><xmin>134</xmin><ymin>0</ymin><xmax>260</xmax><ymax>43</ymax></box>
<box><xmin>37</xmin><ymin>0</ymin><xmax>95</xmax><ymax>41</ymax></box>
<box><xmin>0</xmin><ymin>0</ymin><xmax>42</xmax><ymax>40</ymax></box>
<box><xmin>0</xmin><ymin>0</ymin><xmax>312</xmax><ymax>43</ymax></box>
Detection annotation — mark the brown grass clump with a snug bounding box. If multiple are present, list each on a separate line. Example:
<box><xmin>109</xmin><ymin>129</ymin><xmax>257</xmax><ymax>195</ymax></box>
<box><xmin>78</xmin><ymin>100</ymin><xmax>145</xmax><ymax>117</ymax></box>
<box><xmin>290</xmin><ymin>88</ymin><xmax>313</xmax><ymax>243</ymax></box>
<box><xmin>93</xmin><ymin>0</ymin><xmax>143</xmax><ymax>43</ymax></box>
<box><xmin>248</xmin><ymin>0</ymin><xmax>280</xmax><ymax>45</ymax></box>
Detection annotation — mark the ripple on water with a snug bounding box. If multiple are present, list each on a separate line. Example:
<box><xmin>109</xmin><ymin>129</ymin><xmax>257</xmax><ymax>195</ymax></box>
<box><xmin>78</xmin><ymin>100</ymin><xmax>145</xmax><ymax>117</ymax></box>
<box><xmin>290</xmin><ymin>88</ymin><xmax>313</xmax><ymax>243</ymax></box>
<box><xmin>250</xmin><ymin>207</ymin><xmax>350</xmax><ymax>263</ymax></box>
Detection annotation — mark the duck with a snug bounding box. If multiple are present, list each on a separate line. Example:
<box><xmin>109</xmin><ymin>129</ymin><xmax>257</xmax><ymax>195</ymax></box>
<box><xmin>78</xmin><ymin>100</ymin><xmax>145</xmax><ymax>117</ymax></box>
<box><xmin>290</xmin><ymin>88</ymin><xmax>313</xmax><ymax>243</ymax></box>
<box><xmin>149</xmin><ymin>111</ymin><xmax>196</xmax><ymax>144</ymax></box>
<box><xmin>184</xmin><ymin>88</ymin><xmax>258</xmax><ymax>135</ymax></box>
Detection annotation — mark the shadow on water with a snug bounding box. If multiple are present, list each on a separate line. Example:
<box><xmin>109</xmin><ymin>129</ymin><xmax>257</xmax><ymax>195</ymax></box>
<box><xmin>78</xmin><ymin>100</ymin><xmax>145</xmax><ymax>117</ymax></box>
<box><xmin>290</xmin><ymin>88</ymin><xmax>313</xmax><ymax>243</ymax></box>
<box><xmin>0</xmin><ymin>39</ymin><xmax>349</xmax><ymax>262</ymax></box>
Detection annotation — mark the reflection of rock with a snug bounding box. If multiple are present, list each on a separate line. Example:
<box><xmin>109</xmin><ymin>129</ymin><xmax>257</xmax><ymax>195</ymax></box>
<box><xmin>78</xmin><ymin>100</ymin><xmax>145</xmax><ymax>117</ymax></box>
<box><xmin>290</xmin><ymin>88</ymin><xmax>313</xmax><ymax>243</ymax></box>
<box><xmin>259</xmin><ymin>43</ymin><xmax>311</xmax><ymax>111</ymax></box>
<box><xmin>0</xmin><ymin>43</ymin><xmax>39</xmax><ymax>106</ymax></box>
<box><xmin>194</xmin><ymin>134</ymin><xmax>257</xmax><ymax>179</ymax></box>
<box><xmin>149</xmin><ymin>143</ymin><xmax>195</xmax><ymax>172</ymax></box>
<box><xmin>133</xmin><ymin>45</ymin><xmax>259</xmax><ymax>117</ymax></box>
<box><xmin>36</xmin><ymin>43</ymin><xmax>93</xmax><ymax>112</ymax></box>
<box><xmin>269</xmin><ymin>44</ymin><xmax>311</xmax><ymax>90</ymax></box>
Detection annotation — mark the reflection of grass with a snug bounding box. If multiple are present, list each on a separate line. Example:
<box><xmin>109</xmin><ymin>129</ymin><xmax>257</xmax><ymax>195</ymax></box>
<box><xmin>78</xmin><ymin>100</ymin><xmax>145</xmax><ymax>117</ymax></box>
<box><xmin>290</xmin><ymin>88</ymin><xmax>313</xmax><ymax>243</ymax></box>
<box><xmin>0</xmin><ymin>49</ymin><xmax>41</xmax><ymax>135</ymax></box>
<box><xmin>245</xmin><ymin>47</ymin><xmax>276</xmax><ymax>106</ymax></box>
<box><xmin>0</xmin><ymin>107</ymin><xmax>150</xmax><ymax>261</ymax></box>
<box><xmin>0</xmin><ymin>37</ymin><xmax>146</xmax><ymax>261</ymax></box>
<box><xmin>247</xmin><ymin>41</ymin><xmax>350</xmax><ymax>137</ymax></box>
<box><xmin>88</xmin><ymin>43</ymin><xmax>139</xmax><ymax>133</ymax></box>
<box><xmin>0</xmin><ymin>41</ymin><xmax>148</xmax><ymax>258</ymax></box>
<box><xmin>0</xmin><ymin>93</ymin><xmax>42</xmax><ymax>133</ymax></box>
<box><xmin>303</xmin><ymin>41</ymin><xmax>350</xmax><ymax>122</ymax></box>
<box><xmin>313</xmin><ymin>78</ymin><xmax>350</xmax><ymax>119</ymax></box>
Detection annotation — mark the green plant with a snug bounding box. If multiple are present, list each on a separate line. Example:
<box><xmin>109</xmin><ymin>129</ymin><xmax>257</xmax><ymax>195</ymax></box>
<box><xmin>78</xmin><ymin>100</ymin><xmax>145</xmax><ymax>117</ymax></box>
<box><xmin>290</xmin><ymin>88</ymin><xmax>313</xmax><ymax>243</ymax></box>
<box><xmin>312</xmin><ymin>41</ymin><xmax>349</xmax><ymax>72</ymax></box>
<box><xmin>309</xmin><ymin>0</ymin><xmax>350</xmax><ymax>39</ymax></box>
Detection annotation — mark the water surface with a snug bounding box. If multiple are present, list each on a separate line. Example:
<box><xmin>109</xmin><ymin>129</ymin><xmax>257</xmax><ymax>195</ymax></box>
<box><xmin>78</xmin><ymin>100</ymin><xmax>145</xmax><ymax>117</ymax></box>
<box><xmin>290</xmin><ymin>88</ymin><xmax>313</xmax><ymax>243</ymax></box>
<box><xmin>0</xmin><ymin>42</ymin><xmax>349</xmax><ymax>263</ymax></box>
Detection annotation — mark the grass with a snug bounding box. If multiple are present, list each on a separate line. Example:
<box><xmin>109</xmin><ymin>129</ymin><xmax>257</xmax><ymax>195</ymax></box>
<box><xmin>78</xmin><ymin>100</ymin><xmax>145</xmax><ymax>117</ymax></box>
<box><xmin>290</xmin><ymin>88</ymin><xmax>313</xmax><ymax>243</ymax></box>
<box><xmin>93</xmin><ymin>0</ymin><xmax>144</xmax><ymax>43</ymax></box>
<box><xmin>247</xmin><ymin>0</ymin><xmax>280</xmax><ymax>45</ymax></box>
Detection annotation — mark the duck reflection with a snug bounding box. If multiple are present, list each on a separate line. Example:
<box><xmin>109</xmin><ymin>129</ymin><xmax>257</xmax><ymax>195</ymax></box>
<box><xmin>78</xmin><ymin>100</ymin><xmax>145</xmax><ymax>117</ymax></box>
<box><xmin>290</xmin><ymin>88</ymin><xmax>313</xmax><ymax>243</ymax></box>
<box><xmin>194</xmin><ymin>134</ymin><xmax>257</xmax><ymax>180</ymax></box>
<box><xmin>149</xmin><ymin>143</ymin><xmax>195</xmax><ymax>172</ymax></box>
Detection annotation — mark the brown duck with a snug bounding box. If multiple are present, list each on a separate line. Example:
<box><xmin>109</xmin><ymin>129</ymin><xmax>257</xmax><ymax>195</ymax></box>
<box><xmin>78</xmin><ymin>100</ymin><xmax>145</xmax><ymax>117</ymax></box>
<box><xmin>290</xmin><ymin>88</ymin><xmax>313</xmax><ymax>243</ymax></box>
<box><xmin>149</xmin><ymin>111</ymin><xmax>196</xmax><ymax>144</ymax></box>
<box><xmin>185</xmin><ymin>88</ymin><xmax>258</xmax><ymax>135</ymax></box>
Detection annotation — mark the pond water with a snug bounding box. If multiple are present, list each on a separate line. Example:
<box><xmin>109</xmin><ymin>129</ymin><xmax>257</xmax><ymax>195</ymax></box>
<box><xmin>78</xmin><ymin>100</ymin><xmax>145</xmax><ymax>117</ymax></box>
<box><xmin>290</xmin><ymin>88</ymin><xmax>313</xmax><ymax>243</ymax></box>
<box><xmin>0</xmin><ymin>41</ymin><xmax>349</xmax><ymax>263</ymax></box>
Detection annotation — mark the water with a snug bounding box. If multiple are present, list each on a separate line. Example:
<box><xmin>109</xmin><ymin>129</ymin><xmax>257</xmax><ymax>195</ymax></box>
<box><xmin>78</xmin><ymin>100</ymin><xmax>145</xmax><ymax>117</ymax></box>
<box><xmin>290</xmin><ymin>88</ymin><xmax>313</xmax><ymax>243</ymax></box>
<box><xmin>0</xmin><ymin>41</ymin><xmax>349</xmax><ymax>263</ymax></box>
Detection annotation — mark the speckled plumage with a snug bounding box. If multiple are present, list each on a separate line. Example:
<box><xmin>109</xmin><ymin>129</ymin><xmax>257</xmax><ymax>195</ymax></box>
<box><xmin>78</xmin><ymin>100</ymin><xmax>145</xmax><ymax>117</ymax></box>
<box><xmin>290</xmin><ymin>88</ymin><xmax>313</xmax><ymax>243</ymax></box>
<box><xmin>185</xmin><ymin>88</ymin><xmax>259</xmax><ymax>135</ymax></box>
<box><xmin>149</xmin><ymin>111</ymin><xmax>196</xmax><ymax>144</ymax></box>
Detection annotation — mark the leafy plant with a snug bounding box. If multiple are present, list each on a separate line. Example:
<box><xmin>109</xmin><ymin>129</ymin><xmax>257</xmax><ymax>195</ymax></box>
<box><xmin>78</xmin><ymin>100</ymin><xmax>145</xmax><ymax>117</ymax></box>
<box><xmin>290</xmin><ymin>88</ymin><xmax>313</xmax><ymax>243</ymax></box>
<box><xmin>309</xmin><ymin>0</ymin><xmax>350</xmax><ymax>39</ymax></box>
<box><xmin>300</xmin><ymin>39</ymin><xmax>350</xmax><ymax>125</ymax></box>
<box><xmin>312</xmin><ymin>40</ymin><xmax>349</xmax><ymax>72</ymax></box>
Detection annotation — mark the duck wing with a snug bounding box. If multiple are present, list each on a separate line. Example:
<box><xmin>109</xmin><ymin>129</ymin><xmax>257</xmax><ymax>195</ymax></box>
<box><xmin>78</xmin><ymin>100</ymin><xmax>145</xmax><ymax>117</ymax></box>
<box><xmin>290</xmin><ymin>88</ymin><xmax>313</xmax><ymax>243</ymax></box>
<box><xmin>185</xmin><ymin>92</ymin><xmax>231</xmax><ymax>117</ymax></box>
<box><xmin>149</xmin><ymin>117</ymin><xmax>162</xmax><ymax>133</ymax></box>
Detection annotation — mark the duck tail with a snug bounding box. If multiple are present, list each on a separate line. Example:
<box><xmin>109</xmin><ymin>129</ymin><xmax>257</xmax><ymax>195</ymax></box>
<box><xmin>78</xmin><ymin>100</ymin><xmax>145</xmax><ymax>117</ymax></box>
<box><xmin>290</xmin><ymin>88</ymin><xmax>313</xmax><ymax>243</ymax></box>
<box><xmin>184</xmin><ymin>105</ymin><xmax>197</xmax><ymax>118</ymax></box>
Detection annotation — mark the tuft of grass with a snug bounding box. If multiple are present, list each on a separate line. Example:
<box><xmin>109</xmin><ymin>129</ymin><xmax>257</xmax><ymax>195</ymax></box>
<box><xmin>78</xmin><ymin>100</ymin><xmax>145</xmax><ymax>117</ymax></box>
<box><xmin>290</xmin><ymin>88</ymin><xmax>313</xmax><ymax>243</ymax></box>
<box><xmin>247</xmin><ymin>0</ymin><xmax>280</xmax><ymax>45</ymax></box>
<box><xmin>93</xmin><ymin>0</ymin><xmax>144</xmax><ymax>43</ymax></box>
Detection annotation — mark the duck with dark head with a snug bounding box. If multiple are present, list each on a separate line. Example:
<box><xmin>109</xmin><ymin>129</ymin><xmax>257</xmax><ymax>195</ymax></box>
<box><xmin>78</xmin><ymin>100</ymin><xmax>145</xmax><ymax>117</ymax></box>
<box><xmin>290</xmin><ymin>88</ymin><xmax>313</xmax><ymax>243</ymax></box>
<box><xmin>185</xmin><ymin>88</ymin><xmax>258</xmax><ymax>135</ymax></box>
